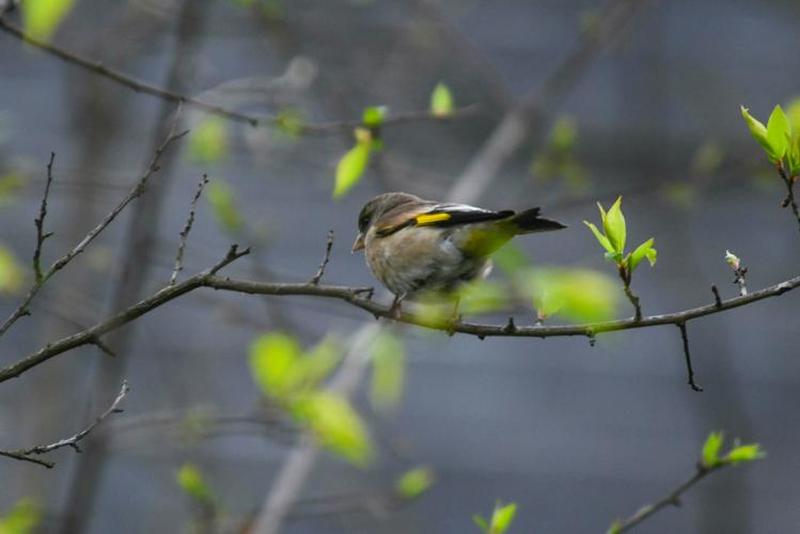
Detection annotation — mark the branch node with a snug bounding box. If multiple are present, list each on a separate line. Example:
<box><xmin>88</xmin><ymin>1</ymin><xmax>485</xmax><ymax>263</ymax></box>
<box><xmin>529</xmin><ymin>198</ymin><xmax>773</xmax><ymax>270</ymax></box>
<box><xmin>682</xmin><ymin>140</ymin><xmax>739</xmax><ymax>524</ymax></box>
<box><xmin>503</xmin><ymin>317</ymin><xmax>517</xmax><ymax>333</ymax></box>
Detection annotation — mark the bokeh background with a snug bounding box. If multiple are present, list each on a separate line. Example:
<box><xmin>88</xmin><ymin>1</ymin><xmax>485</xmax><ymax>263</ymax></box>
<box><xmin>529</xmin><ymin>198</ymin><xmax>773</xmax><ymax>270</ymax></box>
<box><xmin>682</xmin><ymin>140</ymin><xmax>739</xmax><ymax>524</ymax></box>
<box><xmin>1</xmin><ymin>0</ymin><xmax>800</xmax><ymax>532</ymax></box>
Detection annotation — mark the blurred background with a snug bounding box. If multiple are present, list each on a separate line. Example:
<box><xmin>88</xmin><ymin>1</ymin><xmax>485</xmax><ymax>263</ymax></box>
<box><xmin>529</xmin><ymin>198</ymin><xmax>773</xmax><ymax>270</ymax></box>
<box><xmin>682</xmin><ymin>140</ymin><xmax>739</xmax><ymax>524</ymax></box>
<box><xmin>1</xmin><ymin>0</ymin><xmax>800</xmax><ymax>532</ymax></box>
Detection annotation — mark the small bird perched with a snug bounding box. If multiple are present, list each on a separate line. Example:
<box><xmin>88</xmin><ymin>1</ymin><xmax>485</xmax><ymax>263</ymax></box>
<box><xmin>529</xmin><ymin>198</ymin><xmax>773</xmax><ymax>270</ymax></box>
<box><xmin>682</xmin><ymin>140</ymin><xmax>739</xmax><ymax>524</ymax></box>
<box><xmin>352</xmin><ymin>192</ymin><xmax>567</xmax><ymax>314</ymax></box>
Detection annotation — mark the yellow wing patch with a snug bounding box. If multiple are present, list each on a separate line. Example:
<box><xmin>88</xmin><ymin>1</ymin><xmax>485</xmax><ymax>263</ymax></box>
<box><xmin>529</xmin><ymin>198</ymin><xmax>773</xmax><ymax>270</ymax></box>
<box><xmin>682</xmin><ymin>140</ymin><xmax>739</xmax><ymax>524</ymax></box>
<box><xmin>415</xmin><ymin>213</ymin><xmax>451</xmax><ymax>225</ymax></box>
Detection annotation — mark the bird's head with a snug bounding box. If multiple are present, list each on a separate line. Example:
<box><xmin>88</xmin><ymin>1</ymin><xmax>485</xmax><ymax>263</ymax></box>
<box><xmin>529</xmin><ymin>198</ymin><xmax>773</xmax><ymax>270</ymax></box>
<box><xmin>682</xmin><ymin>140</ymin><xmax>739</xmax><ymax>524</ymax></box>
<box><xmin>352</xmin><ymin>192</ymin><xmax>421</xmax><ymax>252</ymax></box>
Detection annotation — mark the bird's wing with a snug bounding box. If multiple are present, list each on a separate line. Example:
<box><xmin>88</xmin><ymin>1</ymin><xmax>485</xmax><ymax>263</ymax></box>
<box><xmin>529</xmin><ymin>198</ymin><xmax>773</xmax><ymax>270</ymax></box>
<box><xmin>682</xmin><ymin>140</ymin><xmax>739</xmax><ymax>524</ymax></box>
<box><xmin>373</xmin><ymin>202</ymin><xmax>515</xmax><ymax>237</ymax></box>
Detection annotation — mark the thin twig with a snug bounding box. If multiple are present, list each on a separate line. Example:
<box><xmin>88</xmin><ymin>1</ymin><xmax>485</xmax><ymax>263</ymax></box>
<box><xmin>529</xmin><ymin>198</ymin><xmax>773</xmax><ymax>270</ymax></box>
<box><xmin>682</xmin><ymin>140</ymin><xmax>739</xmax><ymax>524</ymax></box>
<box><xmin>309</xmin><ymin>230</ymin><xmax>334</xmax><ymax>285</ymax></box>
<box><xmin>0</xmin><ymin>121</ymin><xmax>188</xmax><ymax>338</ymax></box>
<box><xmin>32</xmin><ymin>152</ymin><xmax>55</xmax><ymax>283</ymax></box>
<box><xmin>614</xmin><ymin>463</ymin><xmax>724</xmax><ymax>532</ymax></box>
<box><xmin>711</xmin><ymin>285</ymin><xmax>722</xmax><ymax>307</ymax></box>
<box><xmin>170</xmin><ymin>174</ymin><xmax>209</xmax><ymax>285</ymax></box>
<box><xmin>676</xmin><ymin>322</ymin><xmax>703</xmax><ymax>392</ymax></box>
<box><xmin>619</xmin><ymin>266</ymin><xmax>643</xmax><ymax>321</ymax></box>
<box><xmin>776</xmin><ymin>162</ymin><xmax>800</xmax><ymax>234</ymax></box>
<box><xmin>0</xmin><ymin>15</ymin><xmax>476</xmax><ymax>134</ymax></box>
<box><xmin>0</xmin><ymin>380</ymin><xmax>129</xmax><ymax>468</ymax></box>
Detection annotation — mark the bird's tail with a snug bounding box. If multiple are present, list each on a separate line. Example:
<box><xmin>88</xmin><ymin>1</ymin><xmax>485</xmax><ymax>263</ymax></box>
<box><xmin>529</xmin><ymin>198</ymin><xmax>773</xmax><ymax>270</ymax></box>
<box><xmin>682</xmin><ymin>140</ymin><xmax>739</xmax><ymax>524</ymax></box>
<box><xmin>507</xmin><ymin>208</ymin><xmax>567</xmax><ymax>234</ymax></box>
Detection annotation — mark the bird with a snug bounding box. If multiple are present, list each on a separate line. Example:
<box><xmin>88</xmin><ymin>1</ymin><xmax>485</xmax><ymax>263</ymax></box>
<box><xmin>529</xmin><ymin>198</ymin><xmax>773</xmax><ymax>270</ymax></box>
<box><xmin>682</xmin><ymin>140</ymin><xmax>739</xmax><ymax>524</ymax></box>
<box><xmin>351</xmin><ymin>192</ymin><xmax>567</xmax><ymax>315</ymax></box>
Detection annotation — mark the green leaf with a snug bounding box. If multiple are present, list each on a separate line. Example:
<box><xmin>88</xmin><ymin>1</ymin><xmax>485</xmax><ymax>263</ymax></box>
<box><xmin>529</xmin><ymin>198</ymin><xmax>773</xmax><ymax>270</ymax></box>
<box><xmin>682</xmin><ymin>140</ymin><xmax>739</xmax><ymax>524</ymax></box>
<box><xmin>291</xmin><ymin>391</ymin><xmax>373</xmax><ymax>466</ymax></box>
<box><xmin>724</xmin><ymin>443</ymin><xmax>765</xmax><ymax>464</ymax></box>
<box><xmin>457</xmin><ymin>280</ymin><xmax>509</xmax><ymax>315</ymax></box>
<box><xmin>188</xmin><ymin>117</ymin><xmax>229</xmax><ymax>164</ymax></box>
<box><xmin>430</xmin><ymin>82</ymin><xmax>454</xmax><ymax>117</ymax></box>
<box><xmin>395</xmin><ymin>466</ymin><xmax>435</xmax><ymax>499</ymax></box>
<box><xmin>21</xmin><ymin>0</ymin><xmax>76</xmax><ymax>42</ymax></box>
<box><xmin>603</xmin><ymin>196</ymin><xmax>626</xmax><ymax>254</ymax></box>
<box><xmin>526</xmin><ymin>268</ymin><xmax>619</xmax><ymax>323</ymax></box>
<box><xmin>296</xmin><ymin>337</ymin><xmax>343</xmax><ymax>391</ymax></box>
<box><xmin>0</xmin><ymin>173</ymin><xmax>26</xmax><ymax>207</ymax></box>
<box><xmin>275</xmin><ymin>108</ymin><xmax>305</xmax><ymax>138</ymax></box>
<box><xmin>606</xmin><ymin>520</ymin><xmax>623</xmax><ymax>534</ymax></box>
<box><xmin>333</xmin><ymin>140</ymin><xmax>371</xmax><ymax>199</ymax></box>
<box><xmin>490</xmin><ymin>502</ymin><xmax>517</xmax><ymax>534</ymax></box>
<box><xmin>0</xmin><ymin>246</ymin><xmax>23</xmax><ymax>294</ymax></box>
<box><xmin>583</xmin><ymin>221</ymin><xmax>615</xmax><ymax>254</ymax></box>
<box><xmin>766</xmin><ymin>105</ymin><xmax>790</xmax><ymax>162</ymax></box>
<box><xmin>176</xmin><ymin>464</ymin><xmax>214</xmax><ymax>503</ymax></box>
<box><xmin>740</xmin><ymin>105</ymin><xmax>771</xmax><ymax>154</ymax></box>
<box><xmin>628</xmin><ymin>238</ymin><xmax>657</xmax><ymax>271</ymax></box>
<box><xmin>370</xmin><ymin>330</ymin><xmax>406</xmax><ymax>410</ymax></box>
<box><xmin>205</xmin><ymin>181</ymin><xmax>243</xmax><ymax>233</ymax></box>
<box><xmin>702</xmin><ymin>431</ymin><xmax>724</xmax><ymax>468</ymax></box>
<box><xmin>0</xmin><ymin>499</ymin><xmax>41</xmax><ymax>534</ymax></box>
<box><xmin>249</xmin><ymin>332</ymin><xmax>302</xmax><ymax>399</ymax></box>
<box><xmin>362</xmin><ymin>106</ymin><xmax>387</xmax><ymax>128</ymax></box>
<box><xmin>473</xmin><ymin>515</ymin><xmax>490</xmax><ymax>533</ymax></box>
<box><xmin>491</xmin><ymin>242</ymin><xmax>531</xmax><ymax>275</ymax></box>
<box><xmin>551</xmin><ymin>116</ymin><xmax>577</xmax><ymax>152</ymax></box>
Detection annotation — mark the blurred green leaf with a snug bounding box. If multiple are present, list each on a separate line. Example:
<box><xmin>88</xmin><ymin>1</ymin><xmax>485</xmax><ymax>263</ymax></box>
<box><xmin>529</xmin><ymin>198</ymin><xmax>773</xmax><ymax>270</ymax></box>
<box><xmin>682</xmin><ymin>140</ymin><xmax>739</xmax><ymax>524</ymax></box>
<box><xmin>702</xmin><ymin>431</ymin><xmax>724</xmax><ymax>468</ymax></box>
<box><xmin>205</xmin><ymin>181</ymin><xmax>243</xmax><ymax>233</ymax></box>
<box><xmin>249</xmin><ymin>332</ymin><xmax>303</xmax><ymax>398</ymax></box>
<box><xmin>176</xmin><ymin>464</ymin><xmax>214</xmax><ymax>503</ymax></box>
<box><xmin>0</xmin><ymin>173</ymin><xmax>25</xmax><ymax>207</ymax></box>
<box><xmin>526</xmin><ymin>268</ymin><xmax>619</xmax><ymax>323</ymax></box>
<box><xmin>362</xmin><ymin>106</ymin><xmax>387</xmax><ymax>128</ymax></box>
<box><xmin>21</xmin><ymin>0</ymin><xmax>75</xmax><ymax>42</ymax></box>
<box><xmin>0</xmin><ymin>499</ymin><xmax>40</xmax><ymax>534</ymax></box>
<box><xmin>188</xmin><ymin>117</ymin><xmax>229</xmax><ymax>164</ymax></box>
<box><xmin>690</xmin><ymin>140</ymin><xmax>724</xmax><ymax>176</ymax></box>
<box><xmin>334</xmin><ymin>135</ymin><xmax>371</xmax><ymax>199</ymax></box>
<box><xmin>490</xmin><ymin>502</ymin><xmax>517</xmax><ymax>534</ymax></box>
<box><xmin>724</xmin><ymin>443</ymin><xmax>765</xmax><ymax>464</ymax></box>
<box><xmin>606</xmin><ymin>520</ymin><xmax>623</xmax><ymax>534</ymax></box>
<box><xmin>766</xmin><ymin>105</ymin><xmax>790</xmax><ymax>162</ymax></box>
<box><xmin>491</xmin><ymin>243</ymin><xmax>531</xmax><ymax>275</ymax></box>
<box><xmin>395</xmin><ymin>466</ymin><xmax>435</xmax><ymax>499</ymax></box>
<box><xmin>458</xmin><ymin>280</ymin><xmax>509</xmax><ymax>316</ymax></box>
<box><xmin>551</xmin><ymin>116</ymin><xmax>577</xmax><ymax>152</ymax></box>
<box><xmin>370</xmin><ymin>330</ymin><xmax>405</xmax><ymax>410</ymax></box>
<box><xmin>603</xmin><ymin>196</ymin><xmax>626</xmax><ymax>254</ymax></box>
<box><xmin>473</xmin><ymin>515</ymin><xmax>490</xmax><ymax>533</ymax></box>
<box><xmin>430</xmin><ymin>82</ymin><xmax>454</xmax><ymax>117</ymax></box>
<box><xmin>296</xmin><ymin>337</ymin><xmax>343</xmax><ymax>391</ymax></box>
<box><xmin>628</xmin><ymin>238</ymin><xmax>657</xmax><ymax>272</ymax></box>
<box><xmin>291</xmin><ymin>391</ymin><xmax>373</xmax><ymax>466</ymax></box>
<box><xmin>0</xmin><ymin>246</ymin><xmax>23</xmax><ymax>294</ymax></box>
<box><xmin>275</xmin><ymin>107</ymin><xmax>305</xmax><ymax>138</ymax></box>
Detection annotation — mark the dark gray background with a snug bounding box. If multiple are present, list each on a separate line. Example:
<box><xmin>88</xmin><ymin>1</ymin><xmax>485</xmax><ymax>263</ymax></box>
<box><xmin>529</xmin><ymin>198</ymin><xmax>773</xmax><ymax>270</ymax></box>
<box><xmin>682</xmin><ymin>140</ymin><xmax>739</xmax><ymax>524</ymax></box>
<box><xmin>1</xmin><ymin>0</ymin><xmax>799</xmax><ymax>532</ymax></box>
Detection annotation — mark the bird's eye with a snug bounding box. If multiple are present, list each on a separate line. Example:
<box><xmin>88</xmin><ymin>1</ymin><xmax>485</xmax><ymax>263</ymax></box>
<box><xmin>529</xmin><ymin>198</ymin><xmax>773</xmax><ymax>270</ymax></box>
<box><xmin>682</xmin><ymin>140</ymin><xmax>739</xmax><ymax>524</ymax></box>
<box><xmin>358</xmin><ymin>215</ymin><xmax>369</xmax><ymax>232</ymax></box>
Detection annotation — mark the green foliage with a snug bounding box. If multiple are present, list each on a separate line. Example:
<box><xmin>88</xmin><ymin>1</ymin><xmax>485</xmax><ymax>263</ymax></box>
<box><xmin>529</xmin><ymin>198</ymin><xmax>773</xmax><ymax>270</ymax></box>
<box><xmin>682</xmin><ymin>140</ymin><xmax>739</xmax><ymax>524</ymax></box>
<box><xmin>606</xmin><ymin>520</ymin><xmax>622</xmax><ymax>534</ymax></box>
<box><xmin>362</xmin><ymin>106</ymin><xmax>387</xmax><ymax>128</ymax></box>
<box><xmin>205</xmin><ymin>181</ymin><xmax>243</xmax><ymax>233</ymax></box>
<box><xmin>370</xmin><ymin>330</ymin><xmax>406</xmax><ymax>410</ymax></box>
<box><xmin>395</xmin><ymin>466</ymin><xmax>435</xmax><ymax>499</ymax></box>
<box><xmin>176</xmin><ymin>464</ymin><xmax>214</xmax><ymax>504</ymax></box>
<box><xmin>474</xmin><ymin>501</ymin><xmax>517</xmax><ymax>534</ymax></box>
<box><xmin>584</xmin><ymin>196</ymin><xmax>657</xmax><ymax>276</ymax></box>
<box><xmin>0</xmin><ymin>246</ymin><xmax>23</xmax><ymax>294</ymax></box>
<box><xmin>21</xmin><ymin>0</ymin><xmax>75</xmax><ymax>42</ymax></box>
<box><xmin>457</xmin><ymin>280</ymin><xmax>510</xmax><ymax>315</ymax></box>
<box><xmin>525</xmin><ymin>268</ymin><xmax>619</xmax><ymax>323</ymax></box>
<box><xmin>248</xmin><ymin>333</ymin><xmax>342</xmax><ymax>399</ymax></box>
<box><xmin>700</xmin><ymin>431</ymin><xmax>765</xmax><ymax>469</ymax></box>
<box><xmin>334</xmin><ymin>128</ymin><xmax>373</xmax><ymax>198</ymax></box>
<box><xmin>275</xmin><ymin>108</ymin><xmax>305</xmax><ymax>138</ymax></box>
<box><xmin>741</xmin><ymin>104</ymin><xmax>800</xmax><ymax>174</ymax></box>
<box><xmin>430</xmin><ymin>82</ymin><xmax>454</xmax><ymax>117</ymax></box>
<box><xmin>188</xmin><ymin>117</ymin><xmax>229</xmax><ymax>164</ymax></box>
<box><xmin>291</xmin><ymin>391</ymin><xmax>373</xmax><ymax>467</ymax></box>
<box><xmin>530</xmin><ymin>116</ymin><xmax>588</xmax><ymax>191</ymax></box>
<box><xmin>0</xmin><ymin>173</ymin><xmax>25</xmax><ymax>207</ymax></box>
<box><xmin>0</xmin><ymin>499</ymin><xmax>40</xmax><ymax>534</ymax></box>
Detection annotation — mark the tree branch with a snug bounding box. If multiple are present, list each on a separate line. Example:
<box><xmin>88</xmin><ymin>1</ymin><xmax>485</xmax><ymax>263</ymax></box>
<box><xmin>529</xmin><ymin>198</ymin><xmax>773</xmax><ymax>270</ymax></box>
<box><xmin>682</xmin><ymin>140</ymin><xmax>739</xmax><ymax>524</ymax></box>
<box><xmin>777</xmin><ymin>162</ymin><xmax>800</xmax><ymax>234</ymax></box>
<box><xmin>0</xmin><ymin>380</ymin><xmax>129</xmax><ymax>468</ymax></box>
<box><xmin>170</xmin><ymin>174</ymin><xmax>209</xmax><ymax>286</ymax></box>
<box><xmin>0</xmin><ymin>15</ymin><xmax>477</xmax><ymax>134</ymax></box>
<box><xmin>677</xmin><ymin>321</ymin><xmax>702</xmax><ymax>392</ymax></box>
<box><xmin>309</xmin><ymin>230</ymin><xmax>334</xmax><ymax>285</ymax></box>
<box><xmin>32</xmin><ymin>152</ymin><xmax>55</xmax><ymax>283</ymax></box>
<box><xmin>0</xmin><ymin>123</ymin><xmax>188</xmax><ymax>338</ymax></box>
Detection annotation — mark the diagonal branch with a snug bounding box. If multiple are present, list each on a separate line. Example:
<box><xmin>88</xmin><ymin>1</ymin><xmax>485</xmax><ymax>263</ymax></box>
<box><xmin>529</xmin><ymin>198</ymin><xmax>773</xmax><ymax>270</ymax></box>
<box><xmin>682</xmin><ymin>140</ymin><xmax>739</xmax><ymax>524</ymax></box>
<box><xmin>0</xmin><ymin>15</ymin><xmax>477</xmax><ymax>135</ymax></box>
<box><xmin>0</xmin><ymin>122</ymin><xmax>188</xmax><ymax>338</ymax></box>
<box><xmin>0</xmin><ymin>380</ymin><xmax>129</xmax><ymax>468</ymax></box>
<box><xmin>170</xmin><ymin>174</ymin><xmax>209</xmax><ymax>286</ymax></box>
<box><xmin>32</xmin><ymin>152</ymin><xmax>55</xmax><ymax>283</ymax></box>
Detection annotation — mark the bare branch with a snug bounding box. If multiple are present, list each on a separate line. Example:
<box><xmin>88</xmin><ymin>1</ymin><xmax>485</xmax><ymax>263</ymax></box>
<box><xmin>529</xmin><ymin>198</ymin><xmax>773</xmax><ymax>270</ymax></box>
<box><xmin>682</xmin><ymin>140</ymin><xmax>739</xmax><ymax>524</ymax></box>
<box><xmin>676</xmin><ymin>322</ymin><xmax>703</xmax><ymax>392</ymax></box>
<box><xmin>0</xmin><ymin>15</ymin><xmax>476</xmax><ymax>134</ymax></box>
<box><xmin>0</xmin><ymin>380</ymin><xmax>129</xmax><ymax>468</ymax></box>
<box><xmin>618</xmin><ymin>266</ymin><xmax>643</xmax><ymax>321</ymax></box>
<box><xmin>613</xmin><ymin>463</ymin><xmax>726</xmax><ymax>532</ymax></box>
<box><xmin>170</xmin><ymin>174</ymin><xmax>209</xmax><ymax>286</ymax></box>
<box><xmin>0</xmin><ymin>123</ymin><xmax>188</xmax><ymax>338</ymax></box>
<box><xmin>309</xmin><ymin>230</ymin><xmax>334</xmax><ymax>285</ymax></box>
<box><xmin>777</xmin><ymin>162</ymin><xmax>800</xmax><ymax>234</ymax></box>
<box><xmin>32</xmin><ymin>152</ymin><xmax>55</xmax><ymax>283</ymax></box>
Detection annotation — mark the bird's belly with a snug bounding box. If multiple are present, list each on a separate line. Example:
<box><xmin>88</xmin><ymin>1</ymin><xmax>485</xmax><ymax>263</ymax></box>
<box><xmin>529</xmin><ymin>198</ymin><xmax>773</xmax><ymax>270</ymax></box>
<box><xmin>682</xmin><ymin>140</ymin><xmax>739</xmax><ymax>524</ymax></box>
<box><xmin>365</xmin><ymin>228</ymin><xmax>490</xmax><ymax>296</ymax></box>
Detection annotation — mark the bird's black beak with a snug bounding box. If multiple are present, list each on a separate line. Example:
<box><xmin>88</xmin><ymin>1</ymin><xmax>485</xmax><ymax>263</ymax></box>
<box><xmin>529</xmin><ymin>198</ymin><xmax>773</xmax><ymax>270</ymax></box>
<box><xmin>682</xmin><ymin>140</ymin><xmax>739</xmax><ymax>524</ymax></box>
<box><xmin>351</xmin><ymin>233</ymin><xmax>365</xmax><ymax>253</ymax></box>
